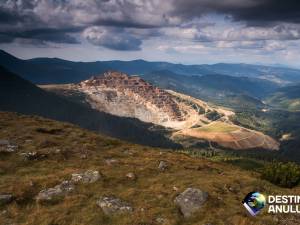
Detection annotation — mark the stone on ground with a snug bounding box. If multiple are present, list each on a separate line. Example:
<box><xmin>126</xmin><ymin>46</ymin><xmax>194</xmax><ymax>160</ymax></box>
<box><xmin>126</xmin><ymin>172</ymin><xmax>136</xmax><ymax>180</ymax></box>
<box><xmin>158</xmin><ymin>161</ymin><xmax>168</xmax><ymax>171</ymax></box>
<box><xmin>71</xmin><ymin>170</ymin><xmax>101</xmax><ymax>184</ymax></box>
<box><xmin>36</xmin><ymin>180</ymin><xmax>74</xmax><ymax>202</ymax></box>
<box><xmin>96</xmin><ymin>196</ymin><xmax>133</xmax><ymax>215</ymax></box>
<box><xmin>0</xmin><ymin>140</ymin><xmax>18</xmax><ymax>153</ymax></box>
<box><xmin>174</xmin><ymin>188</ymin><xmax>208</xmax><ymax>218</ymax></box>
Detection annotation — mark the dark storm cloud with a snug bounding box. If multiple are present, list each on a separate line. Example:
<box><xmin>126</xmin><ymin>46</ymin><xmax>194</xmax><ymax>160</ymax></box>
<box><xmin>0</xmin><ymin>27</ymin><xmax>81</xmax><ymax>44</ymax></box>
<box><xmin>0</xmin><ymin>9</ymin><xmax>20</xmax><ymax>24</ymax></box>
<box><xmin>83</xmin><ymin>27</ymin><xmax>142</xmax><ymax>51</ymax></box>
<box><xmin>0</xmin><ymin>34</ymin><xmax>14</xmax><ymax>43</ymax></box>
<box><xmin>172</xmin><ymin>0</ymin><xmax>300</xmax><ymax>26</ymax></box>
<box><xmin>231</xmin><ymin>0</ymin><xmax>300</xmax><ymax>25</ymax></box>
<box><xmin>1</xmin><ymin>0</ymin><xmax>300</xmax><ymax>49</ymax></box>
<box><xmin>0</xmin><ymin>0</ymin><xmax>169</xmax><ymax>48</ymax></box>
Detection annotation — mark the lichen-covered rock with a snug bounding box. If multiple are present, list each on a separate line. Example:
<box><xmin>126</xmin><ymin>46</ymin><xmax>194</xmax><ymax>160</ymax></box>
<box><xmin>174</xmin><ymin>188</ymin><xmax>208</xmax><ymax>218</ymax></box>
<box><xmin>0</xmin><ymin>140</ymin><xmax>18</xmax><ymax>153</ymax></box>
<box><xmin>96</xmin><ymin>196</ymin><xmax>133</xmax><ymax>215</ymax></box>
<box><xmin>158</xmin><ymin>161</ymin><xmax>168</xmax><ymax>171</ymax></box>
<box><xmin>71</xmin><ymin>170</ymin><xmax>101</xmax><ymax>184</ymax></box>
<box><xmin>0</xmin><ymin>194</ymin><xmax>13</xmax><ymax>205</ymax></box>
<box><xmin>36</xmin><ymin>180</ymin><xmax>74</xmax><ymax>202</ymax></box>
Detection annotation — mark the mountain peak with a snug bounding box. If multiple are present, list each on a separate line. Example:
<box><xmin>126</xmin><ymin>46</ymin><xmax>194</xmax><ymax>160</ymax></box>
<box><xmin>79</xmin><ymin>71</ymin><xmax>186</xmax><ymax>126</ymax></box>
<box><xmin>83</xmin><ymin>71</ymin><xmax>149</xmax><ymax>88</ymax></box>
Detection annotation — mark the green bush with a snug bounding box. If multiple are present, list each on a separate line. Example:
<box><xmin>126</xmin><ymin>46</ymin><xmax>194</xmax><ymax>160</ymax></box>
<box><xmin>261</xmin><ymin>162</ymin><xmax>300</xmax><ymax>188</ymax></box>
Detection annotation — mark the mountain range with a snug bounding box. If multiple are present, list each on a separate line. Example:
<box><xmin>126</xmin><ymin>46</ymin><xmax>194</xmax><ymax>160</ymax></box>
<box><xmin>1</xmin><ymin>49</ymin><xmax>300</xmax><ymax>156</ymax></box>
<box><xmin>1</xmin><ymin>49</ymin><xmax>300</xmax><ymax>85</ymax></box>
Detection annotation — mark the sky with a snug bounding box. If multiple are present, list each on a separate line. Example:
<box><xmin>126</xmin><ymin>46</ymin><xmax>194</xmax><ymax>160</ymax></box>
<box><xmin>1</xmin><ymin>0</ymin><xmax>300</xmax><ymax>67</ymax></box>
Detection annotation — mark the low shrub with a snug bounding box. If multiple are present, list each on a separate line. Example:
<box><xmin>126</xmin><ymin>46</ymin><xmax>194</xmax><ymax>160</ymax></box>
<box><xmin>261</xmin><ymin>162</ymin><xmax>300</xmax><ymax>188</ymax></box>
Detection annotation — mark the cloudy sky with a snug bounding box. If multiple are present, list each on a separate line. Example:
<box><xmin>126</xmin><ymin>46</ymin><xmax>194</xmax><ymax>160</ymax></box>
<box><xmin>1</xmin><ymin>0</ymin><xmax>300</xmax><ymax>67</ymax></box>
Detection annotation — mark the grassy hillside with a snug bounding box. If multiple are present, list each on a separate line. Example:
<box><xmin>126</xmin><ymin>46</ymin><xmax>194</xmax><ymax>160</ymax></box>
<box><xmin>0</xmin><ymin>112</ymin><xmax>300</xmax><ymax>225</ymax></box>
<box><xmin>232</xmin><ymin>109</ymin><xmax>300</xmax><ymax>163</ymax></box>
<box><xmin>266</xmin><ymin>85</ymin><xmax>300</xmax><ymax>111</ymax></box>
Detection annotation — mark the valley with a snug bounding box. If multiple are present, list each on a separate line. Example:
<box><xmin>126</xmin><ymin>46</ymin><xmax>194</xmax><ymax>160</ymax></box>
<box><xmin>40</xmin><ymin>71</ymin><xmax>279</xmax><ymax>151</ymax></box>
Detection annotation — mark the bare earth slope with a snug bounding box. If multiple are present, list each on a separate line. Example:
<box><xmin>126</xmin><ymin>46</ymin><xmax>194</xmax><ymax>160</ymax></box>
<box><xmin>41</xmin><ymin>71</ymin><xmax>279</xmax><ymax>151</ymax></box>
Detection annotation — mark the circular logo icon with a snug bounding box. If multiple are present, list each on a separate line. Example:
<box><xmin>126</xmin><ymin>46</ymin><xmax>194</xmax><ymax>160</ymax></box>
<box><xmin>242</xmin><ymin>192</ymin><xmax>266</xmax><ymax>216</ymax></box>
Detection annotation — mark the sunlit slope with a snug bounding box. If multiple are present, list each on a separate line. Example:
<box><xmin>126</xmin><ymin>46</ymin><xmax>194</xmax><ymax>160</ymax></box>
<box><xmin>0</xmin><ymin>112</ymin><xmax>297</xmax><ymax>225</ymax></box>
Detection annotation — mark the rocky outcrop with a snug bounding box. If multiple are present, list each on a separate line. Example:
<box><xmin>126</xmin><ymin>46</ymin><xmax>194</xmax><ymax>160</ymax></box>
<box><xmin>174</xmin><ymin>188</ymin><xmax>208</xmax><ymax>218</ymax></box>
<box><xmin>0</xmin><ymin>140</ymin><xmax>18</xmax><ymax>153</ymax></box>
<box><xmin>96</xmin><ymin>196</ymin><xmax>133</xmax><ymax>215</ymax></box>
<box><xmin>78</xmin><ymin>71</ymin><xmax>199</xmax><ymax>129</ymax></box>
<box><xmin>158</xmin><ymin>161</ymin><xmax>168</xmax><ymax>171</ymax></box>
<box><xmin>36</xmin><ymin>170</ymin><xmax>101</xmax><ymax>203</ymax></box>
<box><xmin>71</xmin><ymin>170</ymin><xmax>101</xmax><ymax>184</ymax></box>
<box><xmin>81</xmin><ymin>71</ymin><xmax>184</xmax><ymax>121</ymax></box>
<box><xmin>36</xmin><ymin>180</ymin><xmax>75</xmax><ymax>203</ymax></box>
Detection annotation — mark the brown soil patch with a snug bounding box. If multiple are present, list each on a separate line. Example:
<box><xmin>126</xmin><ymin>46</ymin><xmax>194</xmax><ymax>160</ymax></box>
<box><xmin>174</xmin><ymin>122</ymin><xmax>279</xmax><ymax>150</ymax></box>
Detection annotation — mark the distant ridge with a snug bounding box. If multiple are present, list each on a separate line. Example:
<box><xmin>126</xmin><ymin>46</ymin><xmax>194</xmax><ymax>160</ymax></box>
<box><xmin>1</xmin><ymin>49</ymin><xmax>300</xmax><ymax>84</ymax></box>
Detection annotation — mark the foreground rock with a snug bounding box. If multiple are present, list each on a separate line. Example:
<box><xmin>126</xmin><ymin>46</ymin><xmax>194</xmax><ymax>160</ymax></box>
<box><xmin>174</xmin><ymin>188</ymin><xmax>208</xmax><ymax>218</ymax></box>
<box><xmin>0</xmin><ymin>140</ymin><xmax>18</xmax><ymax>153</ymax></box>
<box><xmin>36</xmin><ymin>180</ymin><xmax>74</xmax><ymax>203</ymax></box>
<box><xmin>71</xmin><ymin>170</ymin><xmax>101</xmax><ymax>184</ymax></box>
<box><xmin>105</xmin><ymin>158</ymin><xmax>119</xmax><ymax>166</ymax></box>
<box><xmin>158</xmin><ymin>161</ymin><xmax>168</xmax><ymax>171</ymax></box>
<box><xmin>126</xmin><ymin>172</ymin><xmax>136</xmax><ymax>180</ymax></box>
<box><xmin>20</xmin><ymin>151</ymin><xmax>47</xmax><ymax>161</ymax></box>
<box><xmin>96</xmin><ymin>196</ymin><xmax>133</xmax><ymax>215</ymax></box>
<box><xmin>0</xmin><ymin>194</ymin><xmax>13</xmax><ymax>205</ymax></box>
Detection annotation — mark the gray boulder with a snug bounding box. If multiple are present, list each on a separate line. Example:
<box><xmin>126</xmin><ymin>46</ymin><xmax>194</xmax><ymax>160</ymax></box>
<box><xmin>0</xmin><ymin>140</ymin><xmax>18</xmax><ymax>153</ymax></box>
<box><xmin>158</xmin><ymin>161</ymin><xmax>168</xmax><ymax>171</ymax></box>
<box><xmin>0</xmin><ymin>194</ymin><xmax>13</xmax><ymax>205</ymax></box>
<box><xmin>97</xmin><ymin>196</ymin><xmax>133</xmax><ymax>215</ymax></box>
<box><xmin>36</xmin><ymin>180</ymin><xmax>74</xmax><ymax>202</ymax></box>
<box><xmin>174</xmin><ymin>188</ymin><xmax>208</xmax><ymax>218</ymax></box>
<box><xmin>71</xmin><ymin>170</ymin><xmax>101</xmax><ymax>184</ymax></box>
